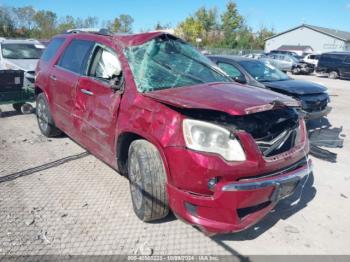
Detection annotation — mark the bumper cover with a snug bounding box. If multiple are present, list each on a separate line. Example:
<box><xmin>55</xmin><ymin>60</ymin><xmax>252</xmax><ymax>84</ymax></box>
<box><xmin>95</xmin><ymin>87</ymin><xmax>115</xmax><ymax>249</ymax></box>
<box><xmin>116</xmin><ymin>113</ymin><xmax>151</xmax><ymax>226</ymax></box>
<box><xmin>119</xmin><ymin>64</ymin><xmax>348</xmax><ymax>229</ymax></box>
<box><xmin>304</xmin><ymin>106</ymin><xmax>332</xmax><ymax>120</ymax></box>
<box><xmin>168</xmin><ymin>158</ymin><xmax>312</xmax><ymax>234</ymax></box>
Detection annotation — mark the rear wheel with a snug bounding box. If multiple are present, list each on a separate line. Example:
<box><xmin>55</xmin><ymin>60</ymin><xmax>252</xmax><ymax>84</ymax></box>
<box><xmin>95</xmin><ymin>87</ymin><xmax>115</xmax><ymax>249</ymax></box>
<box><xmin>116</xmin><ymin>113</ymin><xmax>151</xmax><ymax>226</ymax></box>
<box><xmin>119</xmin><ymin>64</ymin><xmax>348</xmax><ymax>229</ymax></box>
<box><xmin>128</xmin><ymin>140</ymin><xmax>169</xmax><ymax>222</ymax></box>
<box><xmin>36</xmin><ymin>93</ymin><xmax>62</xmax><ymax>137</ymax></box>
<box><xmin>12</xmin><ymin>103</ymin><xmax>24</xmax><ymax>113</ymax></box>
<box><xmin>329</xmin><ymin>71</ymin><xmax>339</xmax><ymax>79</ymax></box>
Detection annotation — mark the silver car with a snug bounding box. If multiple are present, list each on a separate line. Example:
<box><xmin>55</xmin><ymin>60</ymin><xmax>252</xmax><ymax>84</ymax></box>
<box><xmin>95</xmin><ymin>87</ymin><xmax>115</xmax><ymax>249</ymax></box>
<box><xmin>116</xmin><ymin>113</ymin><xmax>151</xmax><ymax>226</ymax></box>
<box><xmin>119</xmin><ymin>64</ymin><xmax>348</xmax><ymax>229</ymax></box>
<box><xmin>260</xmin><ymin>54</ymin><xmax>299</xmax><ymax>72</ymax></box>
<box><xmin>0</xmin><ymin>38</ymin><xmax>45</xmax><ymax>87</ymax></box>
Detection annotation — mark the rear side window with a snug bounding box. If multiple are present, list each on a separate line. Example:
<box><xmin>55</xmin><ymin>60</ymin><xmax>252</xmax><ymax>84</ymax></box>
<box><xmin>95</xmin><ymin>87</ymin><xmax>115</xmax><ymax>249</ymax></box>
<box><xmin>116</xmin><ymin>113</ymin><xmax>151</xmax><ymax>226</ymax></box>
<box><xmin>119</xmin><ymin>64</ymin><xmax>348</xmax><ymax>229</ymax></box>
<box><xmin>41</xmin><ymin>38</ymin><xmax>65</xmax><ymax>62</ymax></box>
<box><xmin>217</xmin><ymin>62</ymin><xmax>242</xmax><ymax>78</ymax></box>
<box><xmin>58</xmin><ymin>39</ymin><xmax>94</xmax><ymax>74</ymax></box>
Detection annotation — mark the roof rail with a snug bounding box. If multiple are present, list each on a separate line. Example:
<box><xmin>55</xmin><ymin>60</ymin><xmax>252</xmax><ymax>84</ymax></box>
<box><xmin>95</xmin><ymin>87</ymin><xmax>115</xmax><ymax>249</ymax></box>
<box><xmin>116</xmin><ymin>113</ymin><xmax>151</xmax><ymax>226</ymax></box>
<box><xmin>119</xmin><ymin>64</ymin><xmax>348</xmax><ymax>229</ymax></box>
<box><xmin>65</xmin><ymin>28</ymin><xmax>113</xmax><ymax>36</ymax></box>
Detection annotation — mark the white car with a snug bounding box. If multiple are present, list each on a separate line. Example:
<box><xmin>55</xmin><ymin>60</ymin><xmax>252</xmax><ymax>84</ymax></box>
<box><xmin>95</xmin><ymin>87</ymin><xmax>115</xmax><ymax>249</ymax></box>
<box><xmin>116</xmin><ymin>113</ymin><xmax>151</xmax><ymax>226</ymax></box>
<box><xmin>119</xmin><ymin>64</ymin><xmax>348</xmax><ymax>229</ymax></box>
<box><xmin>303</xmin><ymin>54</ymin><xmax>320</xmax><ymax>66</ymax></box>
<box><xmin>0</xmin><ymin>38</ymin><xmax>45</xmax><ymax>87</ymax></box>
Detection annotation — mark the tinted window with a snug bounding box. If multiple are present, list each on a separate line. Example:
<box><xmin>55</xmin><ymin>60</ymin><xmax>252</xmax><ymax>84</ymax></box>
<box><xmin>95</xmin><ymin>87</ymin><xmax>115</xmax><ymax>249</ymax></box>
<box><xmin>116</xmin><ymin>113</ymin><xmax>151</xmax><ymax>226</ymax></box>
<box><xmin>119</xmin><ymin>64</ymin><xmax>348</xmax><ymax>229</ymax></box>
<box><xmin>41</xmin><ymin>38</ymin><xmax>65</xmax><ymax>62</ymax></box>
<box><xmin>89</xmin><ymin>46</ymin><xmax>121</xmax><ymax>80</ymax></box>
<box><xmin>217</xmin><ymin>62</ymin><xmax>242</xmax><ymax>78</ymax></box>
<box><xmin>58</xmin><ymin>39</ymin><xmax>94</xmax><ymax>74</ymax></box>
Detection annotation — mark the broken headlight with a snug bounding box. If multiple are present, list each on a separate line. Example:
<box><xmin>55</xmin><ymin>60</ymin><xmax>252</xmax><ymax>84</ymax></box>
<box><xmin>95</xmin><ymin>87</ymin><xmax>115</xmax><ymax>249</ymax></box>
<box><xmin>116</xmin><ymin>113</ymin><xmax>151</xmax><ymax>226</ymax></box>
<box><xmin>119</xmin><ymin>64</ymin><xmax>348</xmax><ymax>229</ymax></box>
<box><xmin>183</xmin><ymin>119</ymin><xmax>246</xmax><ymax>161</ymax></box>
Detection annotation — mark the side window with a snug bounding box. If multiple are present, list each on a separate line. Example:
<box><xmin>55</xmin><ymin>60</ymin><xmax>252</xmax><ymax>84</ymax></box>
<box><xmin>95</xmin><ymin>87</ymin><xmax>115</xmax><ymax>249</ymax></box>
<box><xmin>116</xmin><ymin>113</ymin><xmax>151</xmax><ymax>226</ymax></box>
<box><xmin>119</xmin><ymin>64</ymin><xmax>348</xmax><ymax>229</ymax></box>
<box><xmin>88</xmin><ymin>46</ymin><xmax>121</xmax><ymax>80</ymax></box>
<box><xmin>344</xmin><ymin>56</ymin><xmax>350</xmax><ymax>63</ymax></box>
<box><xmin>217</xmin><ymin>62</ymin><xmax>242</xmax><ymax>78</ymax></box>
<box><xmin>309</xmin><ymin>55</ymin><xmax>315</xmax><ymax>60</ymax></box>
<box><xmin>58</xmin><ymin>39</ymin><xmax>94</xmax><ymax>74</ymax></box>
<box><xmin>41</xmin><ymin>38</ymin><xmax>65</xmax><ymax>62</ymax></box>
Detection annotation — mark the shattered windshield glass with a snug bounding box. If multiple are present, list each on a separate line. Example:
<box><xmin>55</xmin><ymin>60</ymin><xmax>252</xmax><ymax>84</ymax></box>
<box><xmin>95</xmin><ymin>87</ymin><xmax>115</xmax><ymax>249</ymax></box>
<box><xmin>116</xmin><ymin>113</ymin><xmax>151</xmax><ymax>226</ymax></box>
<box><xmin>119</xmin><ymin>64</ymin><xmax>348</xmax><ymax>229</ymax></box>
<box><xmin>124</xmin><ymin>35</ymin><xmax>231</xmax><ymax>92</ymax></box>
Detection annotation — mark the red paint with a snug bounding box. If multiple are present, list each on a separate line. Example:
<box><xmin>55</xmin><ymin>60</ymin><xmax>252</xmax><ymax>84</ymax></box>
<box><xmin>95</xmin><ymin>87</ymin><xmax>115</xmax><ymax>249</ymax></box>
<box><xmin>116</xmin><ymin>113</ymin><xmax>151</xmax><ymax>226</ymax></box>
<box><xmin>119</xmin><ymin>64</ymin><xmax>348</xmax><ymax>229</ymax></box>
<box><xmin>36</xmin><ymin>32</ymin><xmax>310</xmax><ymax>234</ymax></box>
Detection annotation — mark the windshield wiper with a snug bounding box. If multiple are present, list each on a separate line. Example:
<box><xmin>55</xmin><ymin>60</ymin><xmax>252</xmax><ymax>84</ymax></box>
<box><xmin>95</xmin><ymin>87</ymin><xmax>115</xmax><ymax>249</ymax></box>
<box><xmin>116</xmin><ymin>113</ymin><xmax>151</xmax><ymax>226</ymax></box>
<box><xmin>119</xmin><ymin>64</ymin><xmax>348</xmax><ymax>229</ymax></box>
<box><xmin>148</xmin><ymin>55</ymin><xmax>205</xmax><ymax>84</ymax></box>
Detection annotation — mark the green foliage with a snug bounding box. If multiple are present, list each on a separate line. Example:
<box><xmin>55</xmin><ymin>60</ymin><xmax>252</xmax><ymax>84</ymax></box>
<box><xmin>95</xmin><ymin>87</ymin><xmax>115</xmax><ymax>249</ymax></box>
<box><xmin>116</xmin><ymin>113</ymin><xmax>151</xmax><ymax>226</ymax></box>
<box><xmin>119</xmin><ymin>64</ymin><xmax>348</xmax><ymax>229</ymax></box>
<box><xmin>176</xmin><ymin>1</ymin><xmax>274</xmax><ymax>50</ymax></box>
<box><xmin>0</xmin><ymin>6</ymin><xmax>134</xmax><ymax>39</ymax></box>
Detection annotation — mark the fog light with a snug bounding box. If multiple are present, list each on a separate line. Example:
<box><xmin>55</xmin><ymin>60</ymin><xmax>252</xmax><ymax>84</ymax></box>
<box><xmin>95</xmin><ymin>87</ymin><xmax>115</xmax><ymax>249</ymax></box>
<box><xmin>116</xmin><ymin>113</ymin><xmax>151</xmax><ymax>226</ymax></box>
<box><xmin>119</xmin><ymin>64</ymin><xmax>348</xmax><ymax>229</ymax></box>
<box><xmin>185</xmin><ymin>202</ymin><xmax>197</xmax><ymax>216</ymax></box>
<box><xmin>208</xmin><ymin>177</ymin><xmax>218</xmax><ymax>190</ymax></box>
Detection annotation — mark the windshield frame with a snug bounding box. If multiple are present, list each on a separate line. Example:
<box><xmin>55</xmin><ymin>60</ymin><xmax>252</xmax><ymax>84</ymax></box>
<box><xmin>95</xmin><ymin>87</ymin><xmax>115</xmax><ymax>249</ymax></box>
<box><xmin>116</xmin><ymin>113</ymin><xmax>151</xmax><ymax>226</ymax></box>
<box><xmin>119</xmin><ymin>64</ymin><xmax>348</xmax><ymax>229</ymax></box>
<box><xmin>239</xmin><ymin>59</ymin><xmax>290</xmax><ymax>82</ymax></box>
<box><xmin>1</xmin><ymin>43</ymin><xmax>44</xmax><ymax>59</ymax></box>
<box><xmin>124</xmin><ymin>35</ymin><xmax>232</xmax><ymax>93</ymax></box>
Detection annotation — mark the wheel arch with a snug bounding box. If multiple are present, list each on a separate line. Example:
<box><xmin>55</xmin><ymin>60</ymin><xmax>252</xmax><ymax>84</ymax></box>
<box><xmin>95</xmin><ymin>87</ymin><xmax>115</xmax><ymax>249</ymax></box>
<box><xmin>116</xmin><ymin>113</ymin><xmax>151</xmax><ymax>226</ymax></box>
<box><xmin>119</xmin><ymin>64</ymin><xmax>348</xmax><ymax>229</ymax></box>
<box><xmin>115</xmin><ymin>131</ymin><xmax>172</xmax><ymax>181</ymax></box>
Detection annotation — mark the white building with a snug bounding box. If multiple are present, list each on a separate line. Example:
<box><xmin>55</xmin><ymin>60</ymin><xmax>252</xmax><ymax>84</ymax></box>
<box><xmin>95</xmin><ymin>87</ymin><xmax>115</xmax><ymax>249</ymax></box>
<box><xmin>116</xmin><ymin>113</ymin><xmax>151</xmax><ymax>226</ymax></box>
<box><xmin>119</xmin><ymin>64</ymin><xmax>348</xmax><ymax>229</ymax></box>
<box><xmin>265</xmin><ymin>24</ymin><xmax>350</xmax><ymax>54</ymax></box>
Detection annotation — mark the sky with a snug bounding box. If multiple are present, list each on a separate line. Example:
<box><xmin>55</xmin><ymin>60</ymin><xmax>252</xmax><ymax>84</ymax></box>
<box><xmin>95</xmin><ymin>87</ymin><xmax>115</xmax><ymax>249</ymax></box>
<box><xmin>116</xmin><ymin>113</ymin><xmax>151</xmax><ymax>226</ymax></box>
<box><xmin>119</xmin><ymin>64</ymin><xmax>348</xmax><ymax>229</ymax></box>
<box><xmin>1</xmin><ymin>0</ymin><xmax>350</xmax><ymax>33</ymax></box>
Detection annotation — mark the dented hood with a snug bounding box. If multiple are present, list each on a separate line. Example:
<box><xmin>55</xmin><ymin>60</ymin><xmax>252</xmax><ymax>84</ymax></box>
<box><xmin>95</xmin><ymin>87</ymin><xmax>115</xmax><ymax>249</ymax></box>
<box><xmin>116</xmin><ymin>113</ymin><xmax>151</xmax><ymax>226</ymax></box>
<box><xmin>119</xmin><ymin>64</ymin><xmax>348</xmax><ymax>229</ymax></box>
<box><xmin>144</xmin><ymin>82</ymin><xmax>299</xmax><ymax>115</ymax></box>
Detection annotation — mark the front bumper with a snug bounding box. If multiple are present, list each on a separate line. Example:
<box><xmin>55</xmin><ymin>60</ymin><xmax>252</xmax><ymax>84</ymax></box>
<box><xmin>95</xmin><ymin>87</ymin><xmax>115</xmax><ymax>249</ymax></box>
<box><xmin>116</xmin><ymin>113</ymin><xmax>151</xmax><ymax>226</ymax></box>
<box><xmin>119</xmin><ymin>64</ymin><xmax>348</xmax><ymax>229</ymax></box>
<box><xmin>303</xmin><ymin>106</ymin><xmax>332</xmax><ymax>120</ymax></box>
<box><xmin>167</xmin><ymin>158</ymin><xmax>312</xmax><ymax>234</ymax></box>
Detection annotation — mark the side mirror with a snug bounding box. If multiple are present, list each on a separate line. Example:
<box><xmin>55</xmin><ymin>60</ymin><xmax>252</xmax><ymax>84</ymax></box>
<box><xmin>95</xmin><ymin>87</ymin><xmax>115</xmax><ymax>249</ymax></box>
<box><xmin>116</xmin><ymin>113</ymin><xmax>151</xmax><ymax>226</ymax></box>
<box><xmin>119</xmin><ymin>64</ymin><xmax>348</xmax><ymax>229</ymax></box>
<box><xmin>109</xmin><ymin>72</ymin><xmax>125</xmax><ymax>92</ymax></box>
<box><xmin>233</xmin><ymin>76</ymin><xmax>247</xmax><ymax>84</ymax></box>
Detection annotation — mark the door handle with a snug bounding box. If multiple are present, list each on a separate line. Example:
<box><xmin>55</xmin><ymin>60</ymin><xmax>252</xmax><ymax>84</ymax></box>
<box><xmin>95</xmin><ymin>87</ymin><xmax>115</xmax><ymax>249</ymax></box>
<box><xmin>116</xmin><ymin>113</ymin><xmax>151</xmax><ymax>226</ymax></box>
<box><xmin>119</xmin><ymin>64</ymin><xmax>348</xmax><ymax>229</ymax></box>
<box><xmin>80</xmin><ymin>88</ymin><xmax>94</xmax><ymax>96</ymax></box>
<box><xmin>50</xmin><ymin>75</ymin><xmax>57</xmax><ymax>81</ymax></box>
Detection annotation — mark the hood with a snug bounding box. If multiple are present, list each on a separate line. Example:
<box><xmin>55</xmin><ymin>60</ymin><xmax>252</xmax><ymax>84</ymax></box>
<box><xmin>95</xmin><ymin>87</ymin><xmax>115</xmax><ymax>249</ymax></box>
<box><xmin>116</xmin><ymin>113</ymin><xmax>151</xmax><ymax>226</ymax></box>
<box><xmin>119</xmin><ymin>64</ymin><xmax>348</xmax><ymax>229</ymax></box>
<box><xmin>5</xmin><ymin>59</ymin><xmax>38</xmax><ymax>72</ymax></box>
<box><xmin>264</xmin><ymin>79</ymin><xmax>327</xmax><ymax>95</ymax></box>
<box><xmin>143</xmin><ymin>82</ymin><xmax>300</xmax><ymax>116</ymax></box>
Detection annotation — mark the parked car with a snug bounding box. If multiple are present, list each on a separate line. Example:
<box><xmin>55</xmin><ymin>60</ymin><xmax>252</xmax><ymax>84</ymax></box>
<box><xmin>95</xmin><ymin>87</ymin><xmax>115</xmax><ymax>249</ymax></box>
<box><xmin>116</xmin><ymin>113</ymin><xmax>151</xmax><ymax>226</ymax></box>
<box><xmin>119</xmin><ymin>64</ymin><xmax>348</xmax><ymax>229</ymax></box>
<box><xmin>0</xmin><ymin>38</ymin><xmax>45</xmax><ymax>87</ymax></box>
<box><xmin>290</xmin><ymin>61</ymin><xmax>315</xmax><ymax>75</ymax></box>
<box><xmin>303</xmin><ymin>54</ymin><xmax>320</xmax><ymax>66</ymax></box>
<box><xmin>208</xmin><ymin>55</ymin><xmax>331</xmax><ymax>120</ymax></box>
<box><xmin>262</xmin><ymin>53</ymin><xmax>299</xmax><ymax>72</ymax></box>
<box><xmin>316</xmin><ymin>52</ymin><xmax>350</xmax><ymax>79</ymax></box>
<box><xmin>269</xmin><ymin>49</ymin><xmax>299</xmax><ymax>57</ymax></box>
<box><xmin>35</xmin><ymin>30</ymin><xmax>311</xmax><ymax>234</ymax></box>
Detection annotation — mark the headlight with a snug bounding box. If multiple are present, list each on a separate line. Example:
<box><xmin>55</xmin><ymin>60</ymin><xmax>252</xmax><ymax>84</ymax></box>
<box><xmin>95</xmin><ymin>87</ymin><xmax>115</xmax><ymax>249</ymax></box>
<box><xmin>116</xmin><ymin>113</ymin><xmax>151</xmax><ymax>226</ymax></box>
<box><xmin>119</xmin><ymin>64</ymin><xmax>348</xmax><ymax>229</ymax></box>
<box><xmin>182</xmin><ymin>119</ymin><xmax>246</xmax><ymax>161</ymax></box>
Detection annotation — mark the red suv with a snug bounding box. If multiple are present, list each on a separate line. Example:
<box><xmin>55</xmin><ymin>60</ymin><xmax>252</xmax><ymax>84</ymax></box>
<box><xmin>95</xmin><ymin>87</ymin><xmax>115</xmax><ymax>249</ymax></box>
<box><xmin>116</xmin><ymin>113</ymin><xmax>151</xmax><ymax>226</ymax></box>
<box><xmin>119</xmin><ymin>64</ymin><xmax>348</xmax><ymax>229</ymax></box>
<box><xmin>35</xmin><ymin>30</ymin><xmax>311</xmax><ymax>234</ymax></box>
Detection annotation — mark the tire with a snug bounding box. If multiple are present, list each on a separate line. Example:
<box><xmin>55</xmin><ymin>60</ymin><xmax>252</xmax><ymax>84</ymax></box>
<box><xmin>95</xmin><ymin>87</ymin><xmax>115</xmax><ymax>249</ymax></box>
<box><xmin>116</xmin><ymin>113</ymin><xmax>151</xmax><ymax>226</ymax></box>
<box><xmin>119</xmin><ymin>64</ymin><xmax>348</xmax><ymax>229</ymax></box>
<box><xmin>292</xmin><ymin>67</ymin><xmax>300</xmax><ymax>75</ymax></box>
<box><xmin>36</xmin><ymin>93</ymin><xmax>62</xmax><ymax>137</ymax></box>
<box><xmin>13</xmin><ymin>103</ymin><xmax>24</xmax><ymax>113</ymax></box>
<box><xmin>329</xmin><ymin>71</ymin><xmax>339</xmax><ymax>79</ymax></box>
<box><xmin>128</xmin><ymin>140</ymin><xmax>169</xmax><ymax>222</ymax></box>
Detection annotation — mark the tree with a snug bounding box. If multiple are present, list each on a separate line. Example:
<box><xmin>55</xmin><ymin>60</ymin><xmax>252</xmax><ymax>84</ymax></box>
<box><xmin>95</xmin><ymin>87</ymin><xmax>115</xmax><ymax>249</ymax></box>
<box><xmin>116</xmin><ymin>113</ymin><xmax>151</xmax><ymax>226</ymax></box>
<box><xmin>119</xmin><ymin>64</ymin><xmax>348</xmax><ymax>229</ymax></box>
<box><xmin>13</xmin><ymin>6</ymin><xmax>36</xmax><ymax>31</ymax></box>
<box><xmin>221</xmin><ymin>1</ymin><xmax>243</xmax><ymax>47</ymax></box>
<box><xmin>118</xmin><ymin>14</ymin><xmax>134</xmax><ymax>33</ymax></box>
<box><xmin>33</xmin><ymin>10</ymin><xmax>57</xmax><ymax>38</ymax></box>
<box><xmin>176</xmin><ymin>16</ymin><xmax>204</xmax><ymax>44</ymax></box>
<box><xmin>254</xmin><ymin>26</ymin><xmax>275</xmax><ymax>49</ymax></box>
<box><xmin>0</xmin><ymin>7</ymin><xmax>16</xmax><ymax>37</ymax></box>
<box><xmin>57</xmin><ymin>15</ymin><xmax>76</xmax><ymax>33</ymax></box>
<box><xmin>154</xmin><ymin>22</ymin><xmax>170</xmax><ymax>30</ymax></box>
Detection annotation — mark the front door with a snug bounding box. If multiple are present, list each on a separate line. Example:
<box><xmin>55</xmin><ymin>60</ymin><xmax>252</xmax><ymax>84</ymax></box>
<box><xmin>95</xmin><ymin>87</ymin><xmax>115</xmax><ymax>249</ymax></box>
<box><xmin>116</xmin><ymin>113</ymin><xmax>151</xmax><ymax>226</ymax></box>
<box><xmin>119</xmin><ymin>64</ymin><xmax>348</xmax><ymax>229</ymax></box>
<box><xmin>74</xmin><ymin>44</ymin><xmax>123</xmax><ymax>161</ymax></box>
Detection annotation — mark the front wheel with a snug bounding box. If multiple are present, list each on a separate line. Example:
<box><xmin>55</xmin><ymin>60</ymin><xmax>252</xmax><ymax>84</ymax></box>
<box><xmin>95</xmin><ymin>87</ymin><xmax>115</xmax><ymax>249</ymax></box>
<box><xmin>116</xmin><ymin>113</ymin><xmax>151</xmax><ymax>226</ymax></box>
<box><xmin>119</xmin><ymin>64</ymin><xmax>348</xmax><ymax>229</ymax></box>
<box><xmin>128</xmin><ymin>140</ymin><xmax>169</xmax><ymax>222</ymax></box>
<box><xmin>36</xmin><ymin>93</ymin><xmax>62</xmax><ymax>137</ymax></box>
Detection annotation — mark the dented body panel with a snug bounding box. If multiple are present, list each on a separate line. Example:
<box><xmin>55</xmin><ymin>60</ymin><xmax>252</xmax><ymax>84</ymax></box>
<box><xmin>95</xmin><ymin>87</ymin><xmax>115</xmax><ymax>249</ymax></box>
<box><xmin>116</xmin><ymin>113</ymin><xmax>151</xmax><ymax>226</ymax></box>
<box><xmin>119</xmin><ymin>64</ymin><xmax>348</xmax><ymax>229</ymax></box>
<box><xmin>36</xmin><ymin>31</ymin><xmax>311</xmax><ymax>234</ymax></box>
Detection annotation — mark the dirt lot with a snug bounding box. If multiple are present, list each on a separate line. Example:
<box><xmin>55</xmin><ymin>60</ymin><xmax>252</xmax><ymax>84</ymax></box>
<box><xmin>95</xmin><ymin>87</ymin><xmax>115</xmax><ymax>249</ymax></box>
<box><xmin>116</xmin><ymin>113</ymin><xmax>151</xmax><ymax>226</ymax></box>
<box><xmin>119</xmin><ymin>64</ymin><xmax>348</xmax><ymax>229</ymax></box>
<box><xmin>0</xmin><ymin>74</ymin><xmax>349</xmax><ymax>257</ymax></box>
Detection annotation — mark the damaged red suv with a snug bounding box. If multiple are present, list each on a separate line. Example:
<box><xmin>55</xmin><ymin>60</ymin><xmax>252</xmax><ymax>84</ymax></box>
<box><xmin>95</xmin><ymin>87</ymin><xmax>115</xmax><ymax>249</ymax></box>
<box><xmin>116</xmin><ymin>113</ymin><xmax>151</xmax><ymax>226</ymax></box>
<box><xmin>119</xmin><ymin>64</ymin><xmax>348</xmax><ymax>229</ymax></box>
<box><xmin>35</xmin><ymin>30</ymin><xmax>312</xmax><ymax>234</ymax></box>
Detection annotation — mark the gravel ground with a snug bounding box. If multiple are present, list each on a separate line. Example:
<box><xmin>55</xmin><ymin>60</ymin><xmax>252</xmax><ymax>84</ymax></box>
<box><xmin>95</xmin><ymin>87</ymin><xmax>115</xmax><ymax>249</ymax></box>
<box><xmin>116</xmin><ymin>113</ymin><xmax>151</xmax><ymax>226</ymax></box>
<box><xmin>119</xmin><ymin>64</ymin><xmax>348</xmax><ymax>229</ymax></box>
<box><xmin>0</xmin><ymin>74</ymin><xmax>349</xmax><ymax>257</ymax></box>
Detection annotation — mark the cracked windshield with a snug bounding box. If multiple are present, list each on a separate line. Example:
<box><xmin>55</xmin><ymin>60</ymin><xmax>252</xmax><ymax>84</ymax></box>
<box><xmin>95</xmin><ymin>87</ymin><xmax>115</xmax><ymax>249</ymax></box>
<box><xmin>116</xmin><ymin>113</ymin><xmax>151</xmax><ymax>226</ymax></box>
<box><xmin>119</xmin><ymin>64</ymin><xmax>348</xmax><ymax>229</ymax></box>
<box><xmin>124</xmin><ymin>35</ymin><xmax>230</xmax><ymax>92</ymax></box>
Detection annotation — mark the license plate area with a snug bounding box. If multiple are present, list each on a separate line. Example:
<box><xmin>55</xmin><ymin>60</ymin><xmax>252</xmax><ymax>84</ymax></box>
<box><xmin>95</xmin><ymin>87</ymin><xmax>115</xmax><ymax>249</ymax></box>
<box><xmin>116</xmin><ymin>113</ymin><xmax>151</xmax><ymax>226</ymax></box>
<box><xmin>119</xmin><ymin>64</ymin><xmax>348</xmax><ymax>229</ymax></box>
<box><xmin>271</xmin><ymin>180</ymin><xmax>300</xmax><ymax>202</ymax></box>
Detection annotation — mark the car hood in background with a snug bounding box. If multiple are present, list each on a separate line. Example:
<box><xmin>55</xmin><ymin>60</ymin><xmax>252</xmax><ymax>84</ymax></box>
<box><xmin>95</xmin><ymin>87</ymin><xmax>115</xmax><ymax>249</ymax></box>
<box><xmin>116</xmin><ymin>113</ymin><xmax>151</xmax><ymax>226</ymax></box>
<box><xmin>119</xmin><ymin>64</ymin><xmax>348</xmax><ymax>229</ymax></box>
<box><xmin>5</xmin><ymin>59</ymin><xmax>38</xmax><ymax>72</ymax></box>
<box><xmin>264</xmin><ymin>79</ymin><xmax>327</xmax><ymax>95</ymax></box>
<box><xmin>144</xmin><ymin>82</ymin><xmax>299</xmax><ymax>116</ymax></box>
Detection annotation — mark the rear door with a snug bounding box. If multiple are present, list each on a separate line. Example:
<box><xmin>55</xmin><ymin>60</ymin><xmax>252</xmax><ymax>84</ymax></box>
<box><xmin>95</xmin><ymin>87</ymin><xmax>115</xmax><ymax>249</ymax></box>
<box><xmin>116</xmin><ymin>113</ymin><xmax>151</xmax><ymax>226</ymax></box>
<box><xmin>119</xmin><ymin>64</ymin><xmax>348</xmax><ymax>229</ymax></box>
<box><xmin>49</xmin><ymin>39</ymin><xmax>95</xmax><ymax>133</ymax></box>
<box><xmin>74</xmin><ymin>43</ymin><xmax>123</xmax><ymax>159</ymax></box>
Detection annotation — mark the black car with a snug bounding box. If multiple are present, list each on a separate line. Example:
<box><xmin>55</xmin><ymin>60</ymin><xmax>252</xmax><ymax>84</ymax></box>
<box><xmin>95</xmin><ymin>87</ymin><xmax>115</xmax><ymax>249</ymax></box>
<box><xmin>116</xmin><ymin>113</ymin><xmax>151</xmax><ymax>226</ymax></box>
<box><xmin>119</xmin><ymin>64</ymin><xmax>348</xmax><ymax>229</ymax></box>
<box><xmin>209</xmin><ymin>55</ymin><xmax>331</xmax><ymax>120</ymax></box>
<box><xmin>316</xmin><ymin>52</ymin><xmax>350</xmax><ymax>79</ymax></box>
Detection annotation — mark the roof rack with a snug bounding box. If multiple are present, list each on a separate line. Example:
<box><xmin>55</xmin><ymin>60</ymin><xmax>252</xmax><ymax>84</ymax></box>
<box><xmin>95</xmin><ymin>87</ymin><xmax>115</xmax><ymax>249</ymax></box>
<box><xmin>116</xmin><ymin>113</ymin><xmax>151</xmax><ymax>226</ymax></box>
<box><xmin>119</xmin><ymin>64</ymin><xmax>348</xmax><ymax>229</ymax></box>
<box><xmin>65</xmin><ymin>28</ymin><xmax>113</xmax><ymax>36</ymax></box>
